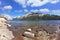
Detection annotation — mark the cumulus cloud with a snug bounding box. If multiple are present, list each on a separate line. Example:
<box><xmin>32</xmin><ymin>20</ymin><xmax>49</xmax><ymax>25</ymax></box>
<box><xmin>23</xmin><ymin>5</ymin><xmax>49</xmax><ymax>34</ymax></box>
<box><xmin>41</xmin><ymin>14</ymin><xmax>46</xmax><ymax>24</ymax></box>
<box><xmin>27</xmin><ymin>0</ymin><xmax>49</xmax><ymax>7</ymax></box>
<box><xmin>39</xmin><ymin>8</ymin><xmax>50</xmax><ymax>12</ymax></box>
<box><xmin>14</xmin><ymin>0</ymin><xmax>26</xmax><ymax>8</ymax></box>
<box><xmin>3</xmin><ymin>5</ymin><xmax>12</xmax><ymax>10</ymax></box>
<box><xmin>50</xmin><ymin>0</ymin><xmax>59</xmax><ymax>4</ymax></box>
<box><xmin>52</xmin><ymin>10</ymin><xmax>60</xmax><ymax>13</ymax></box>
<box><xmin>30</xmin><ymin>8</ymin><xmax>50</xmax><ymax>13</ymax></box>
<box><xmin>24</xmin><ymin>9</ymin><xmax>28</xmax><ymax>12</ymax></box>
<box><xmin>49</xmin><ymin>10</ymin><xmax>60</xmax><ymax>15</ymax></box>
<box><xmin>30</xmin><ymin>9</ymin><xmax>39</xmax><ymax>12</ymax></box>
<box><xmin>30</xmin><ymin>9</ymin><xmax>60</xmax><ymax>15</ymax></box>
<box><xmin>14</xmin><ymin>0</ymin><xmax>59</xmax><ymax>7</ymax></box>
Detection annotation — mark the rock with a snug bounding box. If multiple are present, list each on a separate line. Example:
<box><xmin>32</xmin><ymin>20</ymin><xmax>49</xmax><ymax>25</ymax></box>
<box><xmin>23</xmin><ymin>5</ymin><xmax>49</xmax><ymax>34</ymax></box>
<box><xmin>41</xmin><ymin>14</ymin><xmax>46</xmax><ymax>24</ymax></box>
<box><xmin>1</xmin><ymin>14</ymin><xmax>13</xmax><ymax>20</ymax></box>
<box><xmin>0</xmin><ymin>18</ymin><xmax>7</xmax><ymax>22</ymax></box>
<box><xmin>0</xmin><ymin>29</ymin><xmax>14</xmax><ymax>40</ymax></box>
<box><xmin>27</xmin><ymin>28</ymin><xmax>32</xmax><ymax>32</ymax></box>
<box><xmin>7</xmin><ymin>24</ymin><xmax>11</xmax><ymax>27</ymax></box>
<box><xmin>56</xmin><ymin>30</ymin><xmax>60</xmax><ymax>40</ymax></box>
<box><xmin>23</xmin><ymin>37</ymin><xmax>34</xmax><ymax>40</ymax></box>
<box><xmin>48</xmin><ymin>34</ymin><xmax>57</xmax><ymax>40</ymax></box>
<box><xmin>0</xmin><ymin>18</ymin><xmax>14</xmax><ymax>40</ymax></box>
<box><xmin>23</xmin><ymin>32</ymin><xmax>35</xmax><ymax>38</ymax></box>
<box><xmin>42</xmin><ymin>24</ymin><xmax>59</xmax><ymax>33</ymax></box>
<box><xmin>37</xmin><ymin>31</ymin><xmax>48</xmax><ymax>40</ymax></box>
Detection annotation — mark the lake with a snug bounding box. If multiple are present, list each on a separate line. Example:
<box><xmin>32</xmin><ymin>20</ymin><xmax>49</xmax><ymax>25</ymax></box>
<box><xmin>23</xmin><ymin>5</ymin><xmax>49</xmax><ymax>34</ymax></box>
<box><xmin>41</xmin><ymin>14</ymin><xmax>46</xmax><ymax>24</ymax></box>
<box><xmin>7</xmin><ymin>20</ymin><xmax>60</xmax><ymax>25</ymax></box>
<box><xmin>7</xmin><ymin>20</ymin><xmax>60</xmax><ymax>33</ymax></box>
<box><xmin>7</xmin><ymin>20</ymin><xmax>60</xmax><ymax>40</ymax></box>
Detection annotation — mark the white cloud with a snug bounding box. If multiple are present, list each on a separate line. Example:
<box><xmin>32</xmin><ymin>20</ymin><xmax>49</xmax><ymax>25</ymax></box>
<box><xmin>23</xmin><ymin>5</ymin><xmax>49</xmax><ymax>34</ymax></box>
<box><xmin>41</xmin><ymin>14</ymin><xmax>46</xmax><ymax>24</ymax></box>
<box><xmin>30</xmin><ymin>9</ymin><xmax>60</xmax><ymax>15</ymax></box>
<box><xmin>52</xmin><ymin>10</ymin><xmax>60</xmax><ymax>13</ymax></box>
<box><xmin>29</xmin><ymin>9</ymin><xmax>49</xmax><ymax>14</ymax></box>
<box><xmin>0</xmin><ymin>1</ymin><xmax>1</xmax><ymax>5</ymax></box>
<box><xmin>30</xmin><ymin>8</ymin><xmax>50</xmax><ymax>13</ymax></box>
<box><xmin>49</xmin><ymin>10</ymin><xmax>60</xmax><ymax>15</ymax></box>
<box><xmin>3</xmin><ymin>5</ymin><xmax>12</xmax><ymax>10</ymax></box>
<box><xmin>14</xmin><ymin>0</ymin><xmax>26</xmax><ymax>8</ymax></box>
<box><xmin>14</xmin><ymin>0</ymin><xmax>59</xmax><ymax>7</ymax></box>
<box><xmin>50</xmin><ymin>0</ymin><xmax>59</xmax><ymax>4</ymax></box>
<box><xmin>39</xmin><ymin>8</ymin><xmax>50</xmax><ymax>12</ymax></box>
<box><xmin>27</xmin><ymin>0</ymin><xmax>49</xmax><ymax>7</ymax></box>
<box><xmin>15</xmin><ymin>0</ymin><xmax>26</xmax><ymax>5</ymax></box>
<box><xmin>24</xmin><ymin>9</ymin><xmax>28</xmax><ymax>12</ymax></box>
<box><xmin>29</xmin><ymin>9</ymin><xmax>60</xmax><ymax>15</ymax></box>
<box><xmin>30</xmin><ymin>9</ymin><xmax>39</xmax><ymax>12</ymax></box>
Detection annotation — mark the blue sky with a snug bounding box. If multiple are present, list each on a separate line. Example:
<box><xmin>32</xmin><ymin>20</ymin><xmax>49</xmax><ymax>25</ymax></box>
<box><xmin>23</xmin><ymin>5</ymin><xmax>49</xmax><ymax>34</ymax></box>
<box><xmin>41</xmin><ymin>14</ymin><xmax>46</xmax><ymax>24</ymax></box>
<box><xmin>0</xmin><ymin>0</ymin><xmax>60</xmax><ymax>17</ymax></box>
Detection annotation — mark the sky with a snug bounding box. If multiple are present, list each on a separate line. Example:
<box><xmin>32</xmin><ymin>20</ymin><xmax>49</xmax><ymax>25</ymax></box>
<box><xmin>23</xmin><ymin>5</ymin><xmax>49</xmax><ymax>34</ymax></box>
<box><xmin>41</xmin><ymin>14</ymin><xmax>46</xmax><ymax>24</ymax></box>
<box><xmin>0</xmin><ymin>0</ymin><xmax>60</xmax><ymax>17</ymax></box>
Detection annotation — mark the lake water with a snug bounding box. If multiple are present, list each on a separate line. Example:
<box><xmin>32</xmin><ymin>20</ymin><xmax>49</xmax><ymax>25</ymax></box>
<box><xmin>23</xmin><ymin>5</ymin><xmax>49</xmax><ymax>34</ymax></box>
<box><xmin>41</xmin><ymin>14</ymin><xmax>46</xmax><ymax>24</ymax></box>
<box><xmin>7</xmin><ymin>20</ymin><xmax>60</xmax><ymax>34</ymax></box>
<box><xmin>7</xmin><ymin>20</ymin><xmax>60</xmax><ymax>24</ymax></box>
<box><xmin>7</xmin><ymin>20</ymin><xmax>60</xmax><ymax>28</ymax></box>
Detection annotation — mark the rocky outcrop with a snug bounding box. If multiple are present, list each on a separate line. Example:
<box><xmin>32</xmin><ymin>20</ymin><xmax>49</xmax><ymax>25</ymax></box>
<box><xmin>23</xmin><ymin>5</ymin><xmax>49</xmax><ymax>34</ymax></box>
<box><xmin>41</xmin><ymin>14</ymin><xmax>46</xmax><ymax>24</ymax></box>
<box><xmin>0</xmin><ymin>14</ymin><xmax>12</xmax><ymax>20</ymax></box>
<box><xmin>0</xmin><ymin>18</ymin><xmax>14</xmax><ymax>40</ymax></box>
<box><xmin>22</xmin><ymin>28</ymin><xmax>58</xmax><ymax>40</ymax></box>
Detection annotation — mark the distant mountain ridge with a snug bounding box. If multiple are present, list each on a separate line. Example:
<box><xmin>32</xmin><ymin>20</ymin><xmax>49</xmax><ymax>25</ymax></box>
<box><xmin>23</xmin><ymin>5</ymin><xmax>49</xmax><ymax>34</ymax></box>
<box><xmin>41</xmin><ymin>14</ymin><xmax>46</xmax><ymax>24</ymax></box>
<box><xmin>13</xmin><ymin>12</ymin><xmax>44</xmax><ymax>20</ymax></box>
<box><xmin>13</xmin><ymin>12</ymin><xmax>60</xmax><ymax>20</ymax></box>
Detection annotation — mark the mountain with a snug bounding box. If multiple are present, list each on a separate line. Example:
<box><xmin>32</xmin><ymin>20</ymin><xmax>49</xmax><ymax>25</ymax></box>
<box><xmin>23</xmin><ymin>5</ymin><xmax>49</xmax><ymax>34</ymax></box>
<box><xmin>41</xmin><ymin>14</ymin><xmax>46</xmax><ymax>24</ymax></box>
<box><xmin>21</xmin><ymin>12</ymin><xmax>44</xmax><ymax>17</ymax></box>
<box><xmin>13</xmin><ymin>12</ymin><xmax>44</xmax><ymax>20</ymax></box>
<box><xmin>13</xmin><ymin>12</ymin><xmax>60</xmax><ymax>20</ymax></box>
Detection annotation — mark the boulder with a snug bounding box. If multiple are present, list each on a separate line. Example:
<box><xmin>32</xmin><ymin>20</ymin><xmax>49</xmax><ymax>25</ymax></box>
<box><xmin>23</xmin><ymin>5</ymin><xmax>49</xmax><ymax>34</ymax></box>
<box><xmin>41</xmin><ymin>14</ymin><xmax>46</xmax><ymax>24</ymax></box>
<box><xmin>0</xmin><ymin>18</ymin><xmax>14</xmax><ymax>40</ymax></box>
<box><xmin>1</xmin><ymin>14</ymin><xmax>12</xmax><ymax>20</ymax></box>
<box><xmin>48</xmin><ymin>34</ymin><xmax>57</xmax><ymax>40</ymax></box>
<box><xmin>27</xmin><ymin>28</ymin><xmax>32</xmax><ymax>32</ymax></box>
<box><xmin>23</xmin><ymin>32</ymin><xmax>35</xmax><ymax>38</ymax></box>
<box><xmin>56</xmin><ymin>31</ymin><xmax>60</xmax><ymax>40</ymax></box>
<box><xmin>7</xmin><ymin>24</ymin><xmax>11</xmax><ymax>27</ymax></box>
<box><xmin>0</xmin><ymin>18</ymin><xmax>7</xmax><ymax>23</ymax></box>
<box><xmin>23</xmin><ymin>37</ymin><xmax>34</xmax><ymax>40</ymax></box>
<box><xmin>42</xmin><ymin>24</ymin><xmax>59</xmax><ymax>33</ymax></box>
<box><xmin>37</xmin><ymin>31</ymin><xmax>48</xmax><ymax>40</ymax></box>
<box><xmin>0</xmin><ymin>29</ymin><xmax>14</xmax><ymax>40</ymax></box>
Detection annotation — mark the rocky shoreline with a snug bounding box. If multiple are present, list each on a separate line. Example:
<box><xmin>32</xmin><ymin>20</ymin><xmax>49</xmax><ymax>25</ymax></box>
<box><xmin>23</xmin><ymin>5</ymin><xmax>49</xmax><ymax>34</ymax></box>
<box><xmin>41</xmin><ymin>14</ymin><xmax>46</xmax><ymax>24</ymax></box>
<box><xmin>8</xmin><ymin>22</ymin><xmax>60</xmax><ymax>40</ymax></box>
<box><xmin>0</xmin><ymin>18</ymin><xmax>14</xmax><ymax>40</ymax></box>
<box><xmin>0</xmin><ymin>18</ymin><xmax>60</xmax><ymax>40</ymax></box>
